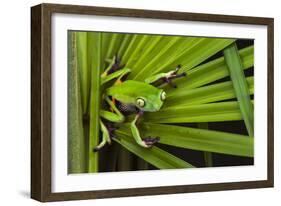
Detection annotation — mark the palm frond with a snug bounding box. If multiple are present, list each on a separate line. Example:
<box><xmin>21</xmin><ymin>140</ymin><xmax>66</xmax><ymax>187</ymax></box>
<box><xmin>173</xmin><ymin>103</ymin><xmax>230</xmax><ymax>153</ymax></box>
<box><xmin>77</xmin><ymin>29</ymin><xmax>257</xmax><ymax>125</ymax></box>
<box><xmin>114</xmin><ymin>130</ymin><xmax>195</xmax><ymax>169</ymax></box>
<box><xmin>144</xmin><ymin>101</ymin><xmax>248</xmax><ymax>123</ymax></box>
<box><xmin>166</xmin><ymin>45</ymin><xmax>253</xmax><ymax>92</ymax></box>
<box><xmin>224</xmin><ymin>43</ymin><xmax>254</xmax><ymax>137</ymax></box>
<box><xmin>118</xmin><ymin>123</ymin><xmax>253</xmax><ymax>157</ymax></box>
<box><xmin>164</xmin><ymin>77</ymin><xmax>253</xmax><ymax>108</ymax></box>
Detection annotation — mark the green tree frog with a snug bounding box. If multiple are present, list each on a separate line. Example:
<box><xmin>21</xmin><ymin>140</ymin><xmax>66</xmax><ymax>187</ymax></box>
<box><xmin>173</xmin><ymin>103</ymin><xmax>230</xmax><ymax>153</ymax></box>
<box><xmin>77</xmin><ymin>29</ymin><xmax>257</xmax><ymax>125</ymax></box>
<box><xmin>94</xmin><ymin>56</ymin><xmax>186</xmax><ymax>152</ymax></box>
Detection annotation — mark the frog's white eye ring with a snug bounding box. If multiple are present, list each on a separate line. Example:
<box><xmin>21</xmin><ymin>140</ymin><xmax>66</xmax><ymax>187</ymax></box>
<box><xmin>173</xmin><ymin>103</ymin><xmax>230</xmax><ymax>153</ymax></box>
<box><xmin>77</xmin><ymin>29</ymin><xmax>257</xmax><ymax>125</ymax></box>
<box><xmin>136</xmin><ymin>98</ymin><xmax>145</xmax><ymax>107</ymax></box>
<box><xmin>161</xmin><ymin>91</ymin><xmax>166</xmax><ymax>101</ymax></box>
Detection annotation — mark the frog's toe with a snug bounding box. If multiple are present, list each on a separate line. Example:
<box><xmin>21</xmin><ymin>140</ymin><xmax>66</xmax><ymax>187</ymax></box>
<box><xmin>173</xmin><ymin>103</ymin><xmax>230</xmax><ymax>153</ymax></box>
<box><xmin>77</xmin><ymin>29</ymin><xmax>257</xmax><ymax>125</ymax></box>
<box><xmin>165</xmin><ymin>65</ymin><xmax>187</xmax><ymax>88</ymax></box>
<box><xmin>110</xmin><ymin>134</ymin><xmax>119</xmax><ymax>140</ymax></box>
<box><xmin>93</xmin><ymin>147</ymin><xmax>101</xmax><ymax>152</ymax></box>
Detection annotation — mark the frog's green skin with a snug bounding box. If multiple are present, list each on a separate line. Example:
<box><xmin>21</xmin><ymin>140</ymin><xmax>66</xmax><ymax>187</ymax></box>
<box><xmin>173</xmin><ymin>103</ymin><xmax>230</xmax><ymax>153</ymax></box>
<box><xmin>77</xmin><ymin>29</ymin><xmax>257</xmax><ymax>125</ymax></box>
<box><xmin>107</xmin><ymin>80</ymin><xmax>164</xmax><ymax>112</ymax></box>
<box><xmin>94</xmin><ymin>56</ymin><xmax>185</xmax><ymax>151</ymax></box>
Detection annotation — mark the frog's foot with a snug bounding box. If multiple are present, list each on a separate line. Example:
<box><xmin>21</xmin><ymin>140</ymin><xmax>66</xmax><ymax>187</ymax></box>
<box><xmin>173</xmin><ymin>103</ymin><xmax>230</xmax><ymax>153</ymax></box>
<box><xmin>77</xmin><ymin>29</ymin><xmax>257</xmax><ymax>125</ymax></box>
<box><xmin>93</xmin><ymin>141</ymin><xmax>107</xmax><ymax>152</ymax></box>
<box><xmin>142</xmin><ymin>136</ymin><xmax>160</xmax><ymax>147</ymax></box>
<box><xmin>164</xmin><ymin>65</ymin><xmax>186</xmax><ymax>88</ymax></box>
<box><xmin>93</xmin><ymin>121</ymin><xmax>116</xmax><ymax>152</ymax></box>
<box><xmin>107</xmin><ymin>124</ymin><xmax>119</xmax><ymax>140</ymax></box>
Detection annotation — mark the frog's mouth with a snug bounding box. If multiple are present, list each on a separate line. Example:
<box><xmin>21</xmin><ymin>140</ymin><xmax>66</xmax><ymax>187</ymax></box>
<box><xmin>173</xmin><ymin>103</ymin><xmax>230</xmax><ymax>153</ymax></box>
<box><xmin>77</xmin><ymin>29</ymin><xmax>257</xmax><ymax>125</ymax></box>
<box><xmin>139</xmin><ymin>102</ymin><xmax>163</xmax><ymax>112</ymax></box>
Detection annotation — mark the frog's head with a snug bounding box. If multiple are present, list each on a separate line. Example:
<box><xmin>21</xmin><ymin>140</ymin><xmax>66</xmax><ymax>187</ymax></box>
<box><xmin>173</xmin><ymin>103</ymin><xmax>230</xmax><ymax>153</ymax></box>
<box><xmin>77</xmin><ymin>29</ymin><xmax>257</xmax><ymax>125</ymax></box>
<box><xmin>135</xmin><ymin>89</ymin><xmax>166</xmax><ymax>112</ymax></box>
<box><xmin>107</xmin><ymin>80</ymin><xmax>166</xmax><ymax>112</ymax></box>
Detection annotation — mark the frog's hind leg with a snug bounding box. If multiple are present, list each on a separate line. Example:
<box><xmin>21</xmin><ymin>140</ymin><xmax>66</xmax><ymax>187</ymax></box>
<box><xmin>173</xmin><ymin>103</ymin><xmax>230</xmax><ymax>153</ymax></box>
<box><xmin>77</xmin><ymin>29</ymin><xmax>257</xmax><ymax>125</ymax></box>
<box><xmin>102</xmin><ymin>96</ymin><xmax>125</xmax><ymax>123</ymax></box>
<box><xmin>94</xmin><ymin>96</ymin><xmax>125</xmax><ymax>152</ymax></box>
<box><xmin>101</xmin><ymin>67</ymin><xmax>131</xmax><ymax>85</ymax></box>
<box><xmin>102</xmin><ymin>55</ymin><xmax>120</xmax><ymax>77</ymax></box>
<box><xmin>93</xmin><ymin>120</ymin><xmax>112</xmax><ymax>152</ymax></box>
<box><xmin>102</xmin><ymin>55</ymin><xmax>125</xmax><ymax>77</ymax></box>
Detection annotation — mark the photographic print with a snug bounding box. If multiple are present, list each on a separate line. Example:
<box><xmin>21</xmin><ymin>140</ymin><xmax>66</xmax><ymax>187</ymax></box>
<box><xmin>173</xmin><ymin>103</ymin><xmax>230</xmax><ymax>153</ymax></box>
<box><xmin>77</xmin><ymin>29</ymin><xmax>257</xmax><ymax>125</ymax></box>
<box><xmin>31</xmin><ymin>3</ymin><xmax>273</xmax><ymax>201</ymax></box>
<box><xmin>67</xmin><ymin>31</ymin><xmax>254</xmax><ymax>174</ymax></box>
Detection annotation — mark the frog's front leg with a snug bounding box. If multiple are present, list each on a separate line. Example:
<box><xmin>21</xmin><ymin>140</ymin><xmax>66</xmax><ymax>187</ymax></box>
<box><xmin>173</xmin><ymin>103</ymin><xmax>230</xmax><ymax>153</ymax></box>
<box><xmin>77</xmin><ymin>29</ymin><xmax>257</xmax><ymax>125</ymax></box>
<box><xmin>145</xmin><ymin>65</ymin><xmax>186</xmax><ymax>88</ymax></box>
<box><xmin>94</xmin><ymin>96</ymin><xmax>125</xmax><ymax>152</ymax></box>
<box><xmin>131</xmin><ymin>111</ymin><xmax>160</xmax><ymax>148</ymax></box>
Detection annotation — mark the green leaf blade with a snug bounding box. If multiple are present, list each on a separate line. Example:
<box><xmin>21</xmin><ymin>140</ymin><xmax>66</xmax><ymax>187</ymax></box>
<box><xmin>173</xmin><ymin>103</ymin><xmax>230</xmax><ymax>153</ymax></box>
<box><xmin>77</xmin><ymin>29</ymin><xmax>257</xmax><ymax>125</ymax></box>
<box><xmin>117</xmin><ymin>34</ymin><xmax>134</xmax><ymax>58</ymax></box>
<box><xmin>88</xmin><ymin>32</ymin><xmax>102</xmax><ymax>172</ymax></box>
<box><xmin>134</xmin><ymin>38</ymin><xmax>235</xmax><ymax>81</ymax></box>
<box><xmin>144</xmin><ymin>101</ymin><xmax>244</xmax><ymax>123</ymax></box>
<box><xmin>118</xmin><ymin>123</ymin><xmax>253</xmax><ymax>157</ymax></box>
<box><xmin>76</xmin><ymin>32</ymin><xmax>89</xmax><ymax>114</ymax></box>
<box><xmin>131</xmin><ymin>36</ymin><xmax>184</xmax><ymax>80</ymax></box>
<box><xmin>68</xmin><ymin>32</ymin><xmax>86</xmax><ymax>173</ymax></box>
<box><xmin>164</xmin><ymin>77</ymin><xmax>254</xmax><ymax>108</ymax></box>
<box><xmin>114</xmin><ymin>131</ymin><xmax>195</xmax><ymax>169</ymax></box>
<box><xmin>104</xmin><ymin>33</ymin><xmax>124</xmax><ymax>61</ymax></box>
<box><xmin>121</xmin><ymin>34</ymin><xmax>144</xmax><ymax>63</ymax></box>
<box><xmin>166</xmin><ymin>45</ymin><xmax>254</xmax><ymax>93</ymax></box>
<box><xmin>223</xmin><ymin>43</ymin><xmax>254</xmax><ymax>137</ymax></box>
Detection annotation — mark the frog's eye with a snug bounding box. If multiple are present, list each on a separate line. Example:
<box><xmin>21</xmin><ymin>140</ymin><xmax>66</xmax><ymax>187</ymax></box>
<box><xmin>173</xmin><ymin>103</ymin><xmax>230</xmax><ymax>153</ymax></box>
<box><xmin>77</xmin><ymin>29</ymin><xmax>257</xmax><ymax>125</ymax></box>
<box><xmin>136</xmin><ymin>98</ymin><xmax>145</xmax><ymax>107</ymax></box>
<box><xmin>161</xmin><ymin>91</ymin><xmax>166</xmax><ymax>101</ymax></box>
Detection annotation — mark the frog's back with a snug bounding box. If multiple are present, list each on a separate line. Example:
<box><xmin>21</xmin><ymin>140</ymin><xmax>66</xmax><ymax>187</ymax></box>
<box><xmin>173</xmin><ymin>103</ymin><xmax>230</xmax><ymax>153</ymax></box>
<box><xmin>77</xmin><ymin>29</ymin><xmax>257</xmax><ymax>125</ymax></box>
<box><xmin>106</xmin><ymin>80</ymin><xmax>161</xmax><ymax>104</ymax></box>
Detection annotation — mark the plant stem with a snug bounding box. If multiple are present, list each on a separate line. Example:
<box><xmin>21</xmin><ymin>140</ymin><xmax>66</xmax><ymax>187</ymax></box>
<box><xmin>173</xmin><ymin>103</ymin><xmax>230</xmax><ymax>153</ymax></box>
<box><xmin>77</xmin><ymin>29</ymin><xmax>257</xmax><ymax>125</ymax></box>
<box><xmin>88</xmin><ymin>32</ymin><xmax>102</xmax><ymax>172</ymax></box>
